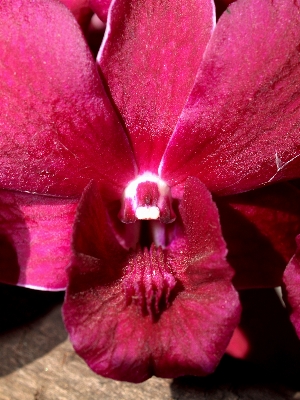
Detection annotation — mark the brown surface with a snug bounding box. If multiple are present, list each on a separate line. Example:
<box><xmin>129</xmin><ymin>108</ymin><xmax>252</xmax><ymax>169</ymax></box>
<box><xmin>0</xmin><ymin>284</ymin><xmax>300</xmax><ymax>400</ymax></box>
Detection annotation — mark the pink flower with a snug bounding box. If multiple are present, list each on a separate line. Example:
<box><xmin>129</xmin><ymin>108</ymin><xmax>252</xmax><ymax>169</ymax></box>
<box><xmin>1</xmin><ymin>0</ymin><xmax>300</xmax><ymax>383</ymax></box>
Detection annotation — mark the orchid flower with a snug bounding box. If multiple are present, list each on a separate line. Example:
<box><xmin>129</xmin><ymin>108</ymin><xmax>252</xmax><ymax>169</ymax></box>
<box><xmin>1</xmin><ymin>0</ymin><xmax>300</xmax><ymax>383</ymax></box>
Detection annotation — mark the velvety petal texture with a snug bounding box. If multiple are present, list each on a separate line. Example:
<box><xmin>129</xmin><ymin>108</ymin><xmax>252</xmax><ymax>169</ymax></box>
<box><xmin>98</xmin><ymin>0</ymin><xmax>215</xmax><ymax>172</ymax></box>
<box><xmin>59</xmin><ymin>0</ymin><xmax>92</xmax><ymax>27</ymax></box>
<box><xmin>63</xmin><ymin>178</ymin><xmax>240</xmax><ymax>382</ymax></box>
<box><xmin>161</xmin><ymin>0</ymin><xmax>300</xmax><ymax>195</ymax></box>
<box><xmin>0</xmin><ymin>0</ymin><xmax>136</xmax><ymax>199</ymax></box>
<box><xmin>0</xmin><ymin>190</ymin><xmax>77</xmax><ymax>290</ymax></box>
<box><xmin>217</xmin><ymin>183</ymin><xmax>300</xmax><ymax>289</ymax></box>
<box><xmin>4</xmin><ymin>0</ymin><xmax>298</xmax><ymax>384</ymax></box>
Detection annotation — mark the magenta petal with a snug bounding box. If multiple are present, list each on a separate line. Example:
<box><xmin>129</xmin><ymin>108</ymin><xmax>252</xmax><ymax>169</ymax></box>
<box><xmin>59</xmin><ymin>0</ymin><xmax>92</xmax><ymax>27</ymax></box>
<box><xmin>71</xmin><ymin>181</ymin><xmax>129</xmax><ymax>261</ymax></box>
<box><xmin>98</xmin><ymin>0</ymin><xmax>215</xmax><ymax>172</ymax></box>
<box><xmin>217</xmin><ymin>183</ymin><xmax>300</xmax><ymax>289</ymax></box>
<box><xmin>63</xmin><ymin>178</ymin><xmax>240</xmax><ymax>382</ymax></box>
<box><xmin>0</xmin><ymin>0</ymin><xmax>136</xmax><ymax>198</ymax></box>
<box><xmin>0</xmin><ymin>190</ymin><xmax>78</xmax><ymax>290</ymax></box>
<box><xmin>161</xmin><ymin>0</ymin><xmax>300</xmax><ymax>194</ymax></box>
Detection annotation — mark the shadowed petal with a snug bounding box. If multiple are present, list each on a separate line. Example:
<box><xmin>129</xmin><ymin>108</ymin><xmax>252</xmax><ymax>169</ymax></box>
<box><xmin>61</xmin><ymin>0</ymin><xmax>111</xmax><ymax>25</ymax></box>
<box><xmin>60</xmin><ymin>0</ymin><xmax>110</xmax><ymax>28</ymax></box>
<box><xmin>217</xmin><ymin>183</ymin><xmax>300</xmax><ymax>289</ymax></box>
<box><xmin>98</xmin><ymin>0</ymin><xmax>215</xmax><ymax>172</ymax></box>
<box><xmin>0</xmin><ymin>0</ymin><xmax>136</xmax><ymax>199</ymax></box>
<box><xmin>283</xmin><ymin>238</ymin><xmax>300</xmax><ymax>338</ymax></box>
<box><xmin>59</xmin><ymin>0</ymin><xmax>92</xmax><ymax>27</ymax></box>
<box><xmin>161</xmin><ymin>0</ymin><xmax>300</xmax><ymax>195</ymax></box>
<box><xmin>227</xmin><ymin>289</ymin><xmax>300</xmax><ymax>366</ymax></box>
<box><xmin>63</xmin><ymin>178</ymin><xmax>240</xmax><ymax>382</ymax></box>
<box><xmin>0</xmin><ymin>190</ymin><xmax>78</xmax><ymax>290</ymax></box>
<box><xmin>90</xmin><ymin>0</ymin><xmax>111</xmax><ymax>22</ymax></box>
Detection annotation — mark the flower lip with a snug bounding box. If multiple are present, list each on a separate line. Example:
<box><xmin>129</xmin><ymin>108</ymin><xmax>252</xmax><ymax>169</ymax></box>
<box><xmin>64</xmin><ymin>177</ymin><xmax>240</xmax><ymax>382</ymax></box>
<box><xmin>119</xmin><ymin>172</ymin><xmax>176</xmax><ymax>224</ymax></box>
<box><xmin>123</xmin><ymin>244</ymin><xmax>178</xmax><ymax>320</ymax></box>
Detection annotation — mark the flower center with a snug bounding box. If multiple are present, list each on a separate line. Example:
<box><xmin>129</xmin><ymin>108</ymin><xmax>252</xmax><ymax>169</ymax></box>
<box><xmin>117</xmin><ymin>174</ymin><xmax>179</xmax><ymax>317</ymax></box>
<box><xmin>119</xmin><ymin>173</ymin><xmax>175</xmax><ymax>224</ymax></box>
<box><xmin>122</xmin><ymin>244</ymin><xmax>177</xmax><ymax>318</ymax></box>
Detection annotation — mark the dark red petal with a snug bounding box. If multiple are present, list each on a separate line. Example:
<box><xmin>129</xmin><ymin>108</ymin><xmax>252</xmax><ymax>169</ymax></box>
<box><xmin>0</xmin><ymin>190</ymin><xmax>77</xmax><ymax>290</ymax></box>
<box><xmin>161</xmin><ymin>0</ymin><xmax>300</xmax><ymax>195</ymax></box>
<box><xmin>63</xmin><ymin>178</ymin><xmax>240</xmax><ymax>382</ymax></box>
<box><xmin>72</xmin><ymin>181</ymin><xmax>129</xmax><ymax>261</ymax></box>
<box><xmin>152</xmin><ymin>280</ymin><xmax>240</xmax><ymax>379</ymax></box>
<box><xmin>217</xmin><ymin>183</ymin><xmax>300</xmax><ymax>289</ymax></box>
<box><xmin>176</xmin><ymin>177</ymin><xmax>228</xmax><ymax>266</ymax></box>
<box><xmin>283</xmin><ymin>238</ymin><xmax>300</xmax><ymax>338</ymax></box>
<box><xmin>0</xmin><ymin>0</ymin><xmax>136</xmax><ymax>199</ymax></box>
<box><xmin>98</xmin><ymin>0</ymin><xmax>215</xmax><ymax>172</ymax></box>
<box><xmin>153</xmin><ymin>177</ymin><xmax>240</xmax><ymax>377</ymax></box>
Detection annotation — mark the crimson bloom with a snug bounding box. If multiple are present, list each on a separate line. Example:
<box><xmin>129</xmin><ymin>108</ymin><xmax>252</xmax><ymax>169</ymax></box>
<box><xmin>1</xmin><ymin>0</ymin><xmax>300</xmax><ymax>383</ymax></box>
